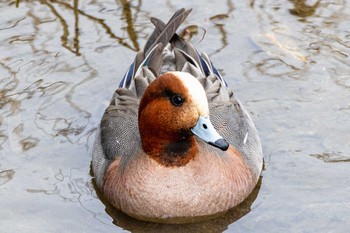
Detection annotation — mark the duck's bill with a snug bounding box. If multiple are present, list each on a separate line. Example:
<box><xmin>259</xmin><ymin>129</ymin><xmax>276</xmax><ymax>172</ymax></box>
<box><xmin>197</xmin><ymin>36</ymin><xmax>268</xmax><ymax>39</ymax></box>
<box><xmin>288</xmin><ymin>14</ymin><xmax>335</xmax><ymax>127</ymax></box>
<box><xmin>191</xmin><ymin>116</ymin><xmax>229</xmax><ymax>151</ymax></box>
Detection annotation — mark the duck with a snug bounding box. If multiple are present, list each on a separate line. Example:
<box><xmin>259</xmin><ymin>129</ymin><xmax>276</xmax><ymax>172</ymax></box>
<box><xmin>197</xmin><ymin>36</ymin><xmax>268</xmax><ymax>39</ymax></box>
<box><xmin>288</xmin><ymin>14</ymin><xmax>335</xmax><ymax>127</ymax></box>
<box><xmin>92</xmin><ymin>8</ymin><xmax>263</xmax><ymax>224</ymax></box>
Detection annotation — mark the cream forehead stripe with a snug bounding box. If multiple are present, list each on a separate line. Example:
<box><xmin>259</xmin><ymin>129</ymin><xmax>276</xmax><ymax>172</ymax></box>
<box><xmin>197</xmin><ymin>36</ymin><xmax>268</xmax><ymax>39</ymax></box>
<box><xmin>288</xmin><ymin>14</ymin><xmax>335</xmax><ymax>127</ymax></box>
<box><xmin>169</xmin><ymin>71</ymin><xmax>209</xmax><ymax>116</ymax></box>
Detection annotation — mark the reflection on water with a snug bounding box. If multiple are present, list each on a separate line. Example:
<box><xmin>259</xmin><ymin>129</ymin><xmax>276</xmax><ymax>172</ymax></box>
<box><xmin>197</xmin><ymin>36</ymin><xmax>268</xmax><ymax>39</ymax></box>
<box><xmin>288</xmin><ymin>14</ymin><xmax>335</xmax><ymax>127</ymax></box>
<box><xmin>0</xmin><ymin>169</ymin><xmax>15</xmax><ymax>186</ymax></box>
<box><xmin>310</xmin><ymin>152</ymin><xmax>350</xmax><ymax>163</ymax></box>
<box><xmin>1</xmin><ymin>0</ymin><xmax>350</xmax><ymax>232</ymax></box>
<box><xmin>289</xmin><ymin>0</ymin><xmax>320</xmax><ymax>18</ymax></box>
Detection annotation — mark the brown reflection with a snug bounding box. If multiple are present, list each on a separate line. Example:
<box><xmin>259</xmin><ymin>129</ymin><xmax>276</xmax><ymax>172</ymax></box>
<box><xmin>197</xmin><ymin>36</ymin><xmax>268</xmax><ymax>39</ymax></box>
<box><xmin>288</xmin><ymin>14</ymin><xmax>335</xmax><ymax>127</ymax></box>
<box><xmin>0</xmin><ymin>17</ymin><xmax>26</xmax><ymax>30</ymax></box>
<box><xmin>210</xmin><ymin>14</ymin><xmax>229</xmax><ymax>54</ymax></box>
<box><xmin>92</xmin><ymin>172</ymin><xmax>262</xmax><ymax>232</ymax></box>
<box><xmin>0</xmin><ymin>169</ymin><xmax>15</xmax><ymax>186</ymax></box>
<box><xmin>250</xmin><ymin>0</ymin><xmax>255</xmax><ymax>8</ymax></box>
<box><xmin>208</xmin><ymin>0</ymin><xmax>234</xmax><ymax>55</ymax></box>
<box><xmin>40</xmin><ymin>0</ymin><xmax>79</xmax><ymax>55</ymax></box>
<box><xmin>289</xmin><ymin>0</ymin><xmax>320</xmax><ymax>18</ymax></box>
<box><xmin>0</xmin><ymin>133</ymin><xmax>8</xmax><ymax>150</ymax></box>
<box><xmin>19</xmin><ymin>136</ymin><xmax>40</xmax><ymax>151</ymax></box>
<box><xmin>17</xmin><ymin>0</ymin><xmax>240</xmax><ymax>56</ymax></box>
<box><xmin>0</xmin><ymin>56</ymin><xmax>21</xmax><ymax>151</ymax></box>
<box><xmin>0</xmin><ymin>60</ymin><xmax>20</xmax><ymax>150</ymax></box>
<box><xmin>179</xmin><ymin>25</ymin><xmax>206</xmax><ymax>42</ymax></box>
<box><xmin>310</xmin><ymin>152</ymin><xmax>350</xmax><ymax>163</ymax></box>
<box><xmin>73</xmin><ymin>0</ymin><xmax>80</xmax><ymax>55</ymax></box>
<box><xmin>119</xmin><ymin>0</ymin><xmax>140</xmax><ymax>51</ymax></box>
<box><xmin>24</xmin><ymin>0</ymin><xmax>142</xmax><ymax>55</ymax></box>
<box><xmin>57</xmin><ymin>0</ymin><xmax>141</xmax><ymax>51</ymax></box>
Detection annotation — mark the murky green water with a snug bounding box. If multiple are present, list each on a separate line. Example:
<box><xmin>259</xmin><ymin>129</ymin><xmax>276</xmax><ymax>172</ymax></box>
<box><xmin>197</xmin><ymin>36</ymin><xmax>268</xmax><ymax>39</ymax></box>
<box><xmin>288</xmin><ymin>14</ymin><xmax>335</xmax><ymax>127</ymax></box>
<box><xmin>1</xmin><ymin>0</ymin><xmax>349</xmax><ymax>232</ymax></box>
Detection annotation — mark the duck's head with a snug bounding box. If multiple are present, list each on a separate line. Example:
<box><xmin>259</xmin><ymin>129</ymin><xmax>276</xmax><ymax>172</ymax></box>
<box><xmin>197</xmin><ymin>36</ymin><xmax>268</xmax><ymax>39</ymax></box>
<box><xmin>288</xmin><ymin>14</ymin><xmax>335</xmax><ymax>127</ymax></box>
<box><xmin>138</xmin><ymin>71</ymin><xmax>229</xmax><ymax>166</ymax></box>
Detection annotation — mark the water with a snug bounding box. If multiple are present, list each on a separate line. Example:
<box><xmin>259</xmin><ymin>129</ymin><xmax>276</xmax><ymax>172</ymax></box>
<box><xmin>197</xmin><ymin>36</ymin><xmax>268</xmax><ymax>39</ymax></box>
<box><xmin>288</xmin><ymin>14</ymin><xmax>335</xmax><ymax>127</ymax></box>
<box><xmin>0</xmin><ymin>0</ymin><xmax>349</xmax><ymax>232</ymax></box>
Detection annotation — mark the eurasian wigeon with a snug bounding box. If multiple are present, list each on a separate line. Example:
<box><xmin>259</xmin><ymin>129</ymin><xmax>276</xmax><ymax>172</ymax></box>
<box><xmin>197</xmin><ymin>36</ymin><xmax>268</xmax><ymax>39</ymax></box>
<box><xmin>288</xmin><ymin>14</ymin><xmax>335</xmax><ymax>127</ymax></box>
<box><xmin>92</xmin><ymin>8</ymin><xmax>263</xmax><ymax>223</ymax></box>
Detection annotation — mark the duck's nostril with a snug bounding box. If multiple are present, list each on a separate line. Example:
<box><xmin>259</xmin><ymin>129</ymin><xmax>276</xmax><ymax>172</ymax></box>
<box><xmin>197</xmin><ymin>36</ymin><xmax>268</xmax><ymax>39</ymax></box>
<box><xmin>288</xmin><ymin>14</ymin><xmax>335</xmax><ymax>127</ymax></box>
<box><xmin>202</xmin><ymin>124</ymin><xmax>207</xmax><ymax>129</ymax></box>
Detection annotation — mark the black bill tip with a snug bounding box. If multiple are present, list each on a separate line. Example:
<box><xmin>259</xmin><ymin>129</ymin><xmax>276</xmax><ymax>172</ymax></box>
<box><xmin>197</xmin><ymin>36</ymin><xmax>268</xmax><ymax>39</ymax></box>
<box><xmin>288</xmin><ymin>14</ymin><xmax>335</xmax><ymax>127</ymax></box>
<box><xmin>209</xmin><ymin>138</ymin><xmax>229</xmax><ymax>151</ymax></box>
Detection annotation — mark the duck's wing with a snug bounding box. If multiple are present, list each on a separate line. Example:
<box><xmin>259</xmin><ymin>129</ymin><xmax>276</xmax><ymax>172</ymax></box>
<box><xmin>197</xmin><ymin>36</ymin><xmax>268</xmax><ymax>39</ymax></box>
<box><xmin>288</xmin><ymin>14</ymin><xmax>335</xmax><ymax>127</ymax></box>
<box><xmin>92</xmin><ymin>89</ymin><xmax>138</xmax><ymax>187</ymax></box>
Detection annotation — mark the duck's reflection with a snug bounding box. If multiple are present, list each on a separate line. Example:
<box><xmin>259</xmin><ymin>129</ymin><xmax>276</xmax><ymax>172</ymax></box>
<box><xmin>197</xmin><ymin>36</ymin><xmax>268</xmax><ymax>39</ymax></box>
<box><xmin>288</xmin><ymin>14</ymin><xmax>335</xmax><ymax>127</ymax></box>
<box><xmin>93</xmin><ymin>175</ymin><xmax>262</xmax><ymax>232</ymax></box>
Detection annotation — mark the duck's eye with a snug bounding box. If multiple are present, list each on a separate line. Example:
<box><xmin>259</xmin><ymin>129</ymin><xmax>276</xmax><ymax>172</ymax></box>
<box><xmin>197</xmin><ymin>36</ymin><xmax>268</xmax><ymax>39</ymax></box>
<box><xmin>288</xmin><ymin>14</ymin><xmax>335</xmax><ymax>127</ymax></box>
<box><xmin>171</xmin><ymin>94</ymin><xmax>184</xmax><ymax>106</ymax></box>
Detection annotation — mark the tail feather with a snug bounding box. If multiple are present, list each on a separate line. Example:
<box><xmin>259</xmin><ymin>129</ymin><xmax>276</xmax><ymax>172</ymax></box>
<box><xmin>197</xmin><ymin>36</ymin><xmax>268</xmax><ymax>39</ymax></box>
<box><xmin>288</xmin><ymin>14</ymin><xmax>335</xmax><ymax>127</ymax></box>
<box><xmin>144</xmin><ymin>8</ymin><xmax>192</xmax><ymax>55</ymax></box>
<box><xmin>119</xmin><ymin>8</ymin><xmax>227</xmax><ymax>89</ymax></box>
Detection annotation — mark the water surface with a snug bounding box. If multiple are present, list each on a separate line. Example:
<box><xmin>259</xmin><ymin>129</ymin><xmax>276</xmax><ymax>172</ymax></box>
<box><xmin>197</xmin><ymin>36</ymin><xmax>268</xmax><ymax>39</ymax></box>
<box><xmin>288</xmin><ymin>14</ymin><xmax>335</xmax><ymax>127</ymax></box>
<box><xmin>1</xmin><ymin>0</ymin><xmax>349</xmax><ymax>232</ymax></box>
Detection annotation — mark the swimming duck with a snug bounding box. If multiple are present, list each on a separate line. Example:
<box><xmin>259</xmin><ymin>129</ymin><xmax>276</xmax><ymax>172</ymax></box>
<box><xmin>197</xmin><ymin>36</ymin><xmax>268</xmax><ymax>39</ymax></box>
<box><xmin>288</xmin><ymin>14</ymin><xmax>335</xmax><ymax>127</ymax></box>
<box><xmin>92</xmin><ymin>8</ymin><xmax>263</xmax><ymax>223</ymax></box>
